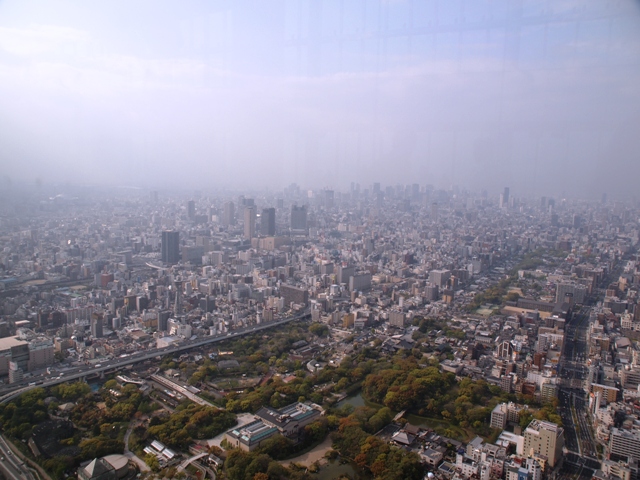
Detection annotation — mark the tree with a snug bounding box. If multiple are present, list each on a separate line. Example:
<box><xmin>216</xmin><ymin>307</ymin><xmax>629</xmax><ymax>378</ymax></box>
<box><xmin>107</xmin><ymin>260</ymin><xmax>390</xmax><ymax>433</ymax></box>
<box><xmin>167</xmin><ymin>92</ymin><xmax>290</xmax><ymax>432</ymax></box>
<box><xmin>145</xmin><ymin>454</ymin><xmax>160</xmax><ymax>472</ymax></box>
<box><xmin>309</xmin><ymin>323</ymin><xmax>329</xmax><ymax>337</ymax></box>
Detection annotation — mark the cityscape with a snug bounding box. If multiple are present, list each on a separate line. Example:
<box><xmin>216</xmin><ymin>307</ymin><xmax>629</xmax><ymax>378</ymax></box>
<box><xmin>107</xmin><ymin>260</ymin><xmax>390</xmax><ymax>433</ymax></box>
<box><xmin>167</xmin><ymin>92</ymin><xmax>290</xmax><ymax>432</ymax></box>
<box><xmin>1</xmin><ymin>1</ymin><xmax>640</xmax><ymax>480</ymax></box>
<box><xmin>0</xmin><ymin>184</ymin><xmax>638</xmax><ymax>480</ymax></box>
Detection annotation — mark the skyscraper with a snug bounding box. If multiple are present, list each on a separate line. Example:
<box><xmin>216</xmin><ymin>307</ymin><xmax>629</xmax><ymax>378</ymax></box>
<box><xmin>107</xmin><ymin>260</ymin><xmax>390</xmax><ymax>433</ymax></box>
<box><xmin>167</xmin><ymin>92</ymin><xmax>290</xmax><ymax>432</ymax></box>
<box><xmin>222</xmin><ymin>201</ymin><xmax>235</xmax><ymax>226</ymax></box>
<box><xmin>187</xmin><ymin>200</ymin><xmax>196</xmax><ymax>220</ymax></box>
<box><xmin>500</xmin><ymin>187</ymin><xmax>510</xmax><ymax>209</ymax></box>
<box><xmin>161</xmin><ymin>231</ymin><xmax>180</xmax><ymax>264</ymax></box>
<box><xmin>244</xmin><ymin>206</ymin><xmax>256</xmax><ymax>239</ymax></box>
<box><xmin>291</xmin><ymin>205</ymin><xmax>307</xmax><ymax>233</ymax></box>
<box><xmin>324</xmin><ymin>190</ymin><xmax>334</xmax><ymax>208</ymax></box>
<box><xmin>523</xmin><ymin>420</ymin><xmax>564</xmax><ymax>468</ymax></box>
<box><xmin>261</xmin><ymin>207</ymin><xmax>276</xmax><ymax>236</ymax></box>
<box><xmin>91</xmin><ymin>314</ymin><xmax>103</xmax><ymax>338</ymax></box>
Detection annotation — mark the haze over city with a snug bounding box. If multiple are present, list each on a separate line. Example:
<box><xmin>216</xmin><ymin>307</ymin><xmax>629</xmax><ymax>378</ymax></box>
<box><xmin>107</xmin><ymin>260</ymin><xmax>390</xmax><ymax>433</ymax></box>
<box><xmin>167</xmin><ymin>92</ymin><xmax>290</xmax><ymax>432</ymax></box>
<box><xmin>1</xmin><ymin>0</ymin><xmax>640</xmax><ymax>198</ymax></box>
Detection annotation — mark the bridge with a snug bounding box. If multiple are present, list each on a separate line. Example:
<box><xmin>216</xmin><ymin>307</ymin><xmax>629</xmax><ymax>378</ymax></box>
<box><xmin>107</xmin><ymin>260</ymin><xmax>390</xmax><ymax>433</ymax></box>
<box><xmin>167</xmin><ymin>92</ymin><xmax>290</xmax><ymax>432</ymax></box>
<box><xmin>116</xmin><ymin>375</ymin><xmax>145</xmax><ymax>385</ymax></box>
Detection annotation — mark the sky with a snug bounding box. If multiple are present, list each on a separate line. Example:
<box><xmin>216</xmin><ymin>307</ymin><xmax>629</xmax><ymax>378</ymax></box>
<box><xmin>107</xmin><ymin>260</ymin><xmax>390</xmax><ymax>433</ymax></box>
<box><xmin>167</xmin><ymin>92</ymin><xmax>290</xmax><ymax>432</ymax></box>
<box><xmin>0</xmin><ymin>0</ymin><xmax>639</xmax><ymax>198</ymax></box>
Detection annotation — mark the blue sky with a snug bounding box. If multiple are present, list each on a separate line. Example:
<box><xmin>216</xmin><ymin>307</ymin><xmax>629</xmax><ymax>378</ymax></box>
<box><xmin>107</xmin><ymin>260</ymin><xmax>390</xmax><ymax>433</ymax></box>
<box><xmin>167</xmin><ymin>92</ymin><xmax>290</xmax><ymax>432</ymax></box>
<box><xmin>1</xmin><ymin>0</ymin><xmax>639</xmax><ymax>198</ymax></box>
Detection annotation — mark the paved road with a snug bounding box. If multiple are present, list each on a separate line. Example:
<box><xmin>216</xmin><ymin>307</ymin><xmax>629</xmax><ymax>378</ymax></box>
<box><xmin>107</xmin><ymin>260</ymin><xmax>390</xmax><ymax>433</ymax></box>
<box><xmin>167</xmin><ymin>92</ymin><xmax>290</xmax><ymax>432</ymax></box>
<box><xmin>0</xmin><ymin>434</ymin><xmax>38</xmax><ymax>480</ymax></box>
<box><xmin>0</xmin><ymin>309</ymin><xmax>311</xmax><ymax>403</ymax></box>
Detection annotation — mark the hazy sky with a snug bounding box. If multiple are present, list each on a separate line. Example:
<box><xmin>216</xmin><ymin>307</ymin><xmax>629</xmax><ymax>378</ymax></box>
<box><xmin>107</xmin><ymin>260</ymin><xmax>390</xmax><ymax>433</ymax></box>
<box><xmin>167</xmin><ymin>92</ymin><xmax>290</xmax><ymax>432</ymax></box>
<box><xmin>1</xmin><ymin>1</ymin><xmax>639</xmax><ymax>198</ymax></box>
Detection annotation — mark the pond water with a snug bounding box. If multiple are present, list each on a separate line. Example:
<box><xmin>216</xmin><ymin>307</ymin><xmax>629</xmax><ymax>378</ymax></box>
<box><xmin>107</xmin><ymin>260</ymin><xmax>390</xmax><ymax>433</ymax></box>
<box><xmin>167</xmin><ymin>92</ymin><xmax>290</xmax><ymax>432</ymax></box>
<box><xmin>314</xmin><ymin>458</ymin><xmax>361</xmax><ymax>480</ymax></box>
<box><xmin>88</xmin><ymin>382</ymin><xmax>101</xmax><ymax>392</ymax></box>
<box><xmin>337</xmin><ymin>392</ymin><xmax>366</xmax><ymax>408</ymax></box>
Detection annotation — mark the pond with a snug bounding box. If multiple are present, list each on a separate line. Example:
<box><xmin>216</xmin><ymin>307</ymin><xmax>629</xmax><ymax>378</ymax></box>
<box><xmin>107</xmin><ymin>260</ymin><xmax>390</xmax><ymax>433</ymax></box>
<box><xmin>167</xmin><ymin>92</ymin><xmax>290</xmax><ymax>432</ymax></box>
<box><xmin>337</xmin><ymin>391</ymin><xmax>388</xmax><ymax>413</ymax></box>
<box><xmin>337</xmin><ymin>392</ymin><xmax>366</xmax><ymax>408</ymax></box>
<box><xmin>314</xmin><ymin>458</ymin><xmax>362</xmax><ymax>480</ymax></box>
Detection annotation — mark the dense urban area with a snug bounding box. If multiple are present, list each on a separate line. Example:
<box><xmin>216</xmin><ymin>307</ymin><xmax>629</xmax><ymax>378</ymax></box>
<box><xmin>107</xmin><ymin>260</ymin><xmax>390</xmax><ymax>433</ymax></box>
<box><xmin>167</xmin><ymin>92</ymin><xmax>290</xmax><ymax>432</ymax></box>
<box><xmin>0</xmin><ymin>183</ymin><xmax>638</xmax><ymax>480</ymax></box>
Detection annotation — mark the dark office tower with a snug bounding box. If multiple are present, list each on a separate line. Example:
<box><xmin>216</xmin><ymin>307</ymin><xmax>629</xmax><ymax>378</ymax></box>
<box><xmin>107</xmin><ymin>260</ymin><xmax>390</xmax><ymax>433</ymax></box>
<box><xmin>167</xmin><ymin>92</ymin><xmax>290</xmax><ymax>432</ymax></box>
<box><xmin>500</xmin><ymin>187</ymin><xmax>510</xmax><ymax>209</ymax></box>
<box><xmin>158</xmin><ymin>310</ymin><xmax>170</xmax><ymax>332</ymax></box>
<box><xmin>161</xmin><ymin>231</ymin><xmax>180</xmax><ymax>264</ymax></box>
<box><xmin>91</xmin><ymin>314</ymin><xmax>103</xmax><ymax>338</ymax></box>
<box><xmin>261</xmin><ymin>208</ymin><xmax>276</xmax><ymax>236</ymax></box>
<box><xmin>222</xmin><ymin>201</ymin><xmax>235</xmax><ymax>226</ymax></box>
<box><xmin>601</xmin><ymin>193</ymin><xmax>607</xmax><ymax>205</ymax></box>
<box><xmin>187</xmin><ymin>200</ymin><xmax>196</xmax><ymax>220</ymax></box>
<box><xmin>244</xmin><ymin>206</ymin><xmax>256</xmax><ymax>239</ymax></box>
<box><xmin>373</xmin><ymin>182</ymin><xmax>381</xmax><ymax>195</ymax></box>
<box><xmin>150</xmin><ymin>191</ymin><xmax>158</xmax><ymax>203</ymax></box>
<box><xmin>291</xmin><ymin>204</ymin><xmax>308</xmax><ymax>233</ymax></box>
<box><xmin>277</xmin><ymin>198</ymin><xmax>284</xmax><ymax>209</ymax></box>
<box><xmin>324</xmin><ymin>190</ymin><xmax>334</xmax><ymax>208</ymax></box>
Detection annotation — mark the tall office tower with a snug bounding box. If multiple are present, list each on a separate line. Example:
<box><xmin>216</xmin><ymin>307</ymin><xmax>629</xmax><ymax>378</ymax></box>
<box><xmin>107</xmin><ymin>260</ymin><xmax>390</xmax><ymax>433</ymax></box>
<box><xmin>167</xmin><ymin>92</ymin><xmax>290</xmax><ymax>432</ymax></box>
<box><xmin>91</xmin><ymin>314</ymin><xmax>103</xmax><ymax>338</ymax></box>
<box><xmin>261</xmin><ymin>208</ymin><xmax>276</xmax><ymax>236</ymax></box>
<box><xmin>324</xmin><ymin>190</ymin><xmax>334</xmax><ymax>208</ymax></box>
<box><xmin>523</xmin><ymin>420</ymin><xmax>564</xmax><ymax>468</ymax></box>
<box><xmin>222</xmin><ymin>201</ymin><xmax>235</xmax><ymax>226</ymax></box>
<box><xmin>500</xmin><ymin>187</ymin><xmax>510</xmax><ymax>208</ymax></box>
<box><xmin>244</xmin><ymin>206</ymin><xmax>256</xmax><ymax>239</ymax></box>
<box><xmin>373</xmin><ymin>182</ymin><xmax>381</xmax><ymax>195</ymax></box>
<box><xmin>150</xmin><ymin>191</ymin><xmax>158</xmax><ymax>203</ymax></box>
<box><xmin>187</xmin><ymin>200</ymin><xmax>196</xmax><ymax>220</ymax></box>
<box><xmin>291</xmin><ymin>205</ymin><xmax>308</xmax><ymax>233</ymax></box>
<box><xmin>161</xmin><ymin>230</ymin><xmax>180</xmax><ymax>264</ymax></box>
<box><xmin>158</xmin><ymin>310</ymin><xmax>170</xmax><ymax>332</ymax></box>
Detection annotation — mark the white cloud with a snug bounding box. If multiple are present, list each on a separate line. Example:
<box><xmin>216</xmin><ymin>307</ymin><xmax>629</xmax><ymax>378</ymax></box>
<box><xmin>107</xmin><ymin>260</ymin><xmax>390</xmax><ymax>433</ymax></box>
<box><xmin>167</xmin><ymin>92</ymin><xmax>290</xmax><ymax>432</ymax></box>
<box><xmin>0</xmin><ymin>24</ymin><xmax>89</xmax><ymax>56</ymax></box>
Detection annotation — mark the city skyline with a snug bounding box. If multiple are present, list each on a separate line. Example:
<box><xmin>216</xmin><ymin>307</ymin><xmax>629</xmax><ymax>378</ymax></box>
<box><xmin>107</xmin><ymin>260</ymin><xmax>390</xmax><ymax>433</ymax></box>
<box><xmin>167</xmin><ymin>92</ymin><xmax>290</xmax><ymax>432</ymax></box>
<box><xmin>0</xmin><ymin>1</ymin><xmax>639</xmax><ymax>197</ymax></box>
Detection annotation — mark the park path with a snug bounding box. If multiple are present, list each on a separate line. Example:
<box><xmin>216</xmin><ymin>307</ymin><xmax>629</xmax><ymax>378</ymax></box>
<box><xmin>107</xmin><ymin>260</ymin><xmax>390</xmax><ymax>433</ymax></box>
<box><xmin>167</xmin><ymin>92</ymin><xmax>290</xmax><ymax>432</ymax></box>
<box><xmin>123</xmin><ymin>424</ymin><xmax>150</xmax><ymax>472</ymax></box>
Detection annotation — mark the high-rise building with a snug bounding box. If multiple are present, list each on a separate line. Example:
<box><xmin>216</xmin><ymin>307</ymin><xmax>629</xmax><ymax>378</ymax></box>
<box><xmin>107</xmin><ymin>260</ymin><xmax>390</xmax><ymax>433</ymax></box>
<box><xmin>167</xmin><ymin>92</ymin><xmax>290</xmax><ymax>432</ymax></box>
<box><xmin>523</xmin><ymin>420</ymin><xmax>564</xmax><ymax>468</ymax></box>
<box><xmin>187</xmin><ymin>200</ymin><xmax>196</xmax><ymax>220</ymax></box>
<box><xmin>244</xmin><ymin>206</ymin><xmax>256</xmax><ymax>239</ymax></box>
<box><xmin>556</xmin><ymin>283</ymin><xmax>587</xmax><ymax>304</ymax></box>
<box><xmin>324</xmin><ymin>190</ymin><xmax>334</xmax><ymax>208</ymax></box>
<box><xmin>261</xmin><ymin>208</ymin><xmax>276</xmax><ymax>236</ymax></box>
<box><xmin>610</xmin><ymin>428</ymin><xmax>640</xmax><ymax>462</ymax></box>
<box><xmin>429</xmin><ymin>269</ymin><xmax>451</xmax><ymax>288</ymax></box>
<box><xmin>91</xmin><ymin>314</ymin><xmax>103</xmax><ymax>338</ymax></box>
<box><xmin>161</xmin><ymin>231</ymin><xmax>180</xmax><ymax>264</ymax></box>
<box><xmin>500</xmin><ymin>187</ymin><xmax>510</xmax><ymax>209</ymax></box>
<box><xmin>291</xmin><ymin>205</ymin><xmax>307</xmax><ymax>233</ymax></box>
<box><xmin>222</xmin><ymin>201</ymin><xmax>235</xmax><ymax>226</ymax></box>
<box><xmin>158</xmin><ymin>311</ymin><xmax>170</xmax><ymax>332</ymax></box>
